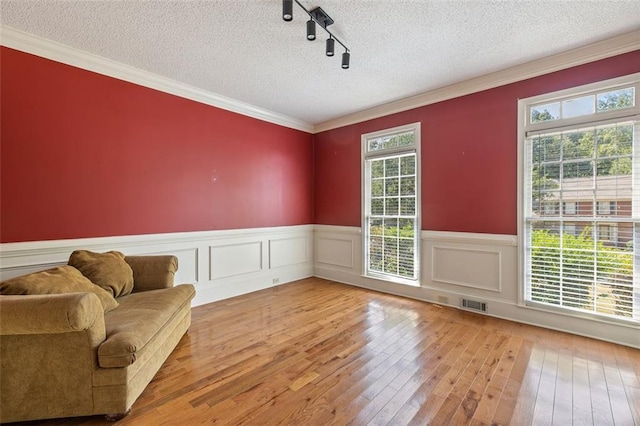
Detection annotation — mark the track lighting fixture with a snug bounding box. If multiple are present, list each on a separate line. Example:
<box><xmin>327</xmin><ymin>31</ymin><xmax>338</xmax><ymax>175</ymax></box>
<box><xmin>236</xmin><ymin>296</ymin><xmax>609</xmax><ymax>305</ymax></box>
<box><xmin>326</xmin><ymin>36</ymin><xmax>335</xmax><ymax>56</ymax></box>
<box><xmin>342</xmin><ymin>51</ymin><xmax>350</xmax><ymax>69</ymax></box>
<box><xmin>306</xmin><ymin>18</ymin><xmax>316</xmax><ymax>41</ymax></box>
<box><xmin>282</xmin><ymin>0</ymin><xmax>293</xmax><ymax>21</ymax></box>
<box><xmin>281</xmin><ymin>0</ymin><xmax>351</xmax><ymax>69</ymax></box>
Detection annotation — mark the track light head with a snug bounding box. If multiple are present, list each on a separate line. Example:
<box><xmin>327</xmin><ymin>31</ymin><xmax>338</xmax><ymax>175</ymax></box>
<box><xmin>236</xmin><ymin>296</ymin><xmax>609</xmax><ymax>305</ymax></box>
<box><xmin>283</xmin><ymin>0</ymin><xmax>293</xmax><ymax>21</ymax></box>
<box><xmin>326</xmin><ymin>37</ymin><xmax>335</xmax><ymax>56</ymax></box>
<box><xmin>306</xmin><ymin>19</ymin><xmax>316</xmax><ymax>40</ymax></box>
<box><xmin>342</xmin><ymin>51</ymin><xmax>350</xmax><ymax>69</ymax></box>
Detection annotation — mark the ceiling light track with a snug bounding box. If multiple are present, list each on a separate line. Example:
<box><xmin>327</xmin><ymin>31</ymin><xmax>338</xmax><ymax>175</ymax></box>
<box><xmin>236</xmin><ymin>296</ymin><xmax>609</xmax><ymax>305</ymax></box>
<box><xmin>282</xmin><ymin>0</ymin><xmax>351</xmax><ymax>69</ymax></box>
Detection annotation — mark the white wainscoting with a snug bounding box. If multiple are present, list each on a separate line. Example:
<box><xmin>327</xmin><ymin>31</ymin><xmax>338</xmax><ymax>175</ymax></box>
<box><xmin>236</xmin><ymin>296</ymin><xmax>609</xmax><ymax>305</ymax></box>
<box><xmin>423</xmin><ymin>231</ymin><xmax>517</xmax><ymax>299</ymax></box>
<box><xmin>313</xmin><ymin>225</ymin><xmax>639</xmax><ymax>349</ymax></box>
<box><xmin>3</xmin><ymin>224</ymin><xmax>637</xmax><ymax>347</ymax></box>
<box><xmin>315</xmin><ymin>225</ymin><xmax>360</xmax><ymax>270</ymax></box>
<box><xmin>210</xmin><ymin>241</ymin><xmax>263</xmax><ymax>280</ymax></box>
<box><xmin>431</xmin><ymin>247</ymin><xmax>502</xmax><ymax>292</ymax></box>
<box><xmin>269</xmin><ymin>236</ymin><xmax>309</xmax><ymax>269</ymax></box>
<box><xmin>0</xmin><ymin>225</ymin><xmax>314</xmax><ymax>307</ymax></box>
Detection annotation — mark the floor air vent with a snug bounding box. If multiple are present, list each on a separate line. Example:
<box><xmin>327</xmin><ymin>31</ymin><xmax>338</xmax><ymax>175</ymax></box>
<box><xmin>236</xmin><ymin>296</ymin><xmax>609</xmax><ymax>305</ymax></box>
<box><xmin>461</xmin><ymin>299</ymin><xmax>487</xmax><ymax>313</ymax></box>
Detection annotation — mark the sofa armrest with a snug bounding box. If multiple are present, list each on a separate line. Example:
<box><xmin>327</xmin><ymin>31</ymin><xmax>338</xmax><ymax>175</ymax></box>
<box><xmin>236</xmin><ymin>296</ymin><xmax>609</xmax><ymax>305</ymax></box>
<box><xmin>0</xmin><ymin>293</ymin><xmax>106</xmax><ymax>423</ymax></box>
<box><xmin>124</xmin><ymin>255</ymin><xmax>178</xmax><ymax>293</ymax></box>
<box><xmin>0</xmin><ymin>292</ymin><xmax>105</xmax><ymax>335</ymax></box>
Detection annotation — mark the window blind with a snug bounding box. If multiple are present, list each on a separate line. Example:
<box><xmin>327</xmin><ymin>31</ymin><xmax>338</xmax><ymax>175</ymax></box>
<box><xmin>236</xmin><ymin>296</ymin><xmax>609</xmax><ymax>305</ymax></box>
<box><xmin>366</xmin><ymin>152</ymin><xmax>417</xmax><ymax>280</ymax></box>
<box><xmin>524</xmin><ymin>84</ymin><xmax>639</xmax><ymax>322</ymax></box>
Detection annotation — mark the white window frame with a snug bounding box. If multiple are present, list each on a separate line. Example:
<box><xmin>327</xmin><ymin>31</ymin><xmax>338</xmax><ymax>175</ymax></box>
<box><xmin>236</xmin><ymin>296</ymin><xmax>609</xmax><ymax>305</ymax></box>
<box><xmin>518</xmin><ymin>72</ymin><xmax>640</xmax><ymax>325</ymax></box>
<box><xmin>362</xmin><ymin>122</ymin><xmax>421</xmax><ymax>285</ymax></box>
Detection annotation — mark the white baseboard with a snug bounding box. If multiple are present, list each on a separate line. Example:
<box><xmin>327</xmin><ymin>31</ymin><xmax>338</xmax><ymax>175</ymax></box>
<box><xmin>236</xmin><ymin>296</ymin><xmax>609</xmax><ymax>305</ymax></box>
<box><xmin>0</xmin><ymin>225</ymin><xmax>314</xmax><ymax>307</ymax></box>
<box><xmin>314</xmin><ymin>225</ymin><xmax>639</xmax><ymax>349</ymax></box>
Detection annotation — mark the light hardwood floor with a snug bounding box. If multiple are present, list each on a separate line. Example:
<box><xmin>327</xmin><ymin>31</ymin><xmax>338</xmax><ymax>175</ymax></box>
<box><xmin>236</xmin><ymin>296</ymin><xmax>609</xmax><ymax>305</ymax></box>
<box><xmin>18</xmin><ymin>278</ymin><xmax>640</xmax><ymax>425</ymax></box>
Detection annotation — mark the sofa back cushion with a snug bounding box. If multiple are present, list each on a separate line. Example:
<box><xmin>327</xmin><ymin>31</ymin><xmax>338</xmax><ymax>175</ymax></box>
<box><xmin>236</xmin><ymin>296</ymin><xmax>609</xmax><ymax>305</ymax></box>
<box><xmin>69</xmin><ymin>250</ymin><xmax>134</xmax><ymax>298</ymax></box>
<box><xmin>0</xmin><ymin>266</ymin><xmax>119</xmax><ymax>313</ymax></box>
<box><xmin>124</xmin><ymin>255</ymin><xmax>178</xmax><ymax>292</ymax></box>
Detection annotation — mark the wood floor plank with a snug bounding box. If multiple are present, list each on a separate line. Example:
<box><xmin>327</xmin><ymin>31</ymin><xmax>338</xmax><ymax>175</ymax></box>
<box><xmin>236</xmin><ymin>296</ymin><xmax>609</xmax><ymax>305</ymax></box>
<box><xmin>510</xmin><ymin>345</ymin><xmax>545</xmax><ymax>424</ymax></box>
<box><xmin>384</xmin><ymin>329</ymin><xmax>472</xmax><ymax>424</ymax></box>
<box><xmin>448</xmin><ymin>334</ymin><xmax>510</xmax><ymax>424</ymax></box>
<box><xmin>367</xmin><ymin>324</ymin><xmax>467</xmax><ymax>424</ymax></box>
<box><xmin>624</xmin><ymin>384</ymin><xmax>640</xmax><ymax>425</ymax></box>
<box><xmin>531</xmin><ymin>348</ymin><xmax>559</xmax><ymax>425</ymax></box>
<box><xmin>551</xmin><ymin>349</ymin><xmax>573</xmax><ymax>426</ymax></box>
<box><xmin>435</xmin><ymin>331</ymin><xmax>500</xmax><ymax>412</ymax></box>
<box><xmin>471</xmin><ymin>335</ymin><xmax>522</xmax><ymax>425</ymax></box>
<box><xmin>602</xmin><ymin>364</ymin><xmax>635</xmax><ymax>426</ymax></box>
<box><xmin>587</xmin><ymin>359</ymin><xmax>615</xmax><ymax>424</ymax></box>
<box><xmin>472</xmin><ymin>372</ymin><xmax>508</xmax><ymax>425</ymax></box>
<box><xmin>573</xmin><ymin>356</ymin><xmax>595</xmax><ymax>425</ymax></box>
<box><xmin>11</xmin><ymin>277</ymin><xmax>639</xmax><ymax>426</ymax></box>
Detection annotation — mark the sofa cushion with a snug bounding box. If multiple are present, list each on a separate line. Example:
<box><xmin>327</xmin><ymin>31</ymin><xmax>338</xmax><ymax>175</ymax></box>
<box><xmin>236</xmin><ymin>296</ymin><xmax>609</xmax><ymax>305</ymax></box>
<box><xmin>124</xmin><ymin>255</ymin><xmax>178</xmax><ymax>292</ymax></box>
<box><xmin>69</xmin><ymin>250</ymin><xmax>134</xmax><ymax>298</ymax></box>
<box><xmin>98</xmin><ymin>284</ymin><xmax>195</xmax><ymax>368</ymax></box>
<box><xmin>0</xmin><ymin>266</ymin><xmax>119</xmax><ymax>313</ymax></box>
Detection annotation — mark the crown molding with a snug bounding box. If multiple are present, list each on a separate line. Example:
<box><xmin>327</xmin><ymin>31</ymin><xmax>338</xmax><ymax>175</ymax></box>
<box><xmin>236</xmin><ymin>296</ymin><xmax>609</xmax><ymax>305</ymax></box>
<box><xmin>313</xmin><ymin>29</ymin><xmax>640</xmax><ymax>133</ymax></box>
<box><xmin>3</xmin><ymin>26</ymin><xmax>638</xmax><ymax>135</ymax></box>
<box><xmin>0</xmin><ymin>26</ymin><xmax>314</xmax><ymax>133</ymax></box>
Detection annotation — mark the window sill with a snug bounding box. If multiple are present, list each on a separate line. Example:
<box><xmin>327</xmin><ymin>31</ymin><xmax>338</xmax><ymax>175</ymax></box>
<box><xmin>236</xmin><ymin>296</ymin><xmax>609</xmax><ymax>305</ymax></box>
<box><xmin>519</xmin><ymin>300</ymin><xmax>640</xmax><ymax>329</ymax></box>
<box><xmin>362</xmin><ymin>273</ymin><xmax>421</xmax><ymax>287</ymax></box>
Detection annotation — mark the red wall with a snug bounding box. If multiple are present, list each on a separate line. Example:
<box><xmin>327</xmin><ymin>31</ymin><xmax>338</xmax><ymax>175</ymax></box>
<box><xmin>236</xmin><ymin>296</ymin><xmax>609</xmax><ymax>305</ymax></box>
<box><xmin>4</xmin><ymin>48</ymin><xmax>639</xmax><ymax>243</ymax></box>
<box><xmin>314</xmin><ymin>50</ymin><xmax>640</xmax><ymax>235</ymax></box>
<box><xmin>1</xmin><ymin>47</ymin><xmax>314</xmax><ymax>243</ymax></box>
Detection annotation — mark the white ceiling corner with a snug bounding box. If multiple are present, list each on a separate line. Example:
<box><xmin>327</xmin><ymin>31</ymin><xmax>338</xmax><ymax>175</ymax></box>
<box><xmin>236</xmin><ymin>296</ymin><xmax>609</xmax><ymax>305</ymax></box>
<box><xmin>1</xmin><ymin>0</ymin><xmax>639</xmax><ymax>134</ymax></box>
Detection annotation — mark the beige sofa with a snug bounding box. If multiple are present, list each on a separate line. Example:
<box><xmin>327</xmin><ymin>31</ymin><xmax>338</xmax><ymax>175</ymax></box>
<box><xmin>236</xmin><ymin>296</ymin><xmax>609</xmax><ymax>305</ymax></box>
<box><xmin>0</xmin><ymin>253</ymin><xmax>195</xmax><ymax>423</ymax></box>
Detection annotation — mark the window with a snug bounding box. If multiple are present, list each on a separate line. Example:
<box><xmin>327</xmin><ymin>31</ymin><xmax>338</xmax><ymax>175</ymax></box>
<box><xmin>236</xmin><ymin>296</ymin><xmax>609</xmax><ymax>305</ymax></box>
<box><xmin>529</xmin><ymin>86</ymin><xmax>635</xmax><ymax>124</ymax></box>
<box><xmin>564</xmin><ymin>223</ymin><xmax>577</xmax><ymax>236</ymax></box>
<box><xmin>363</xmin><ymin>123</ymin><xmax>420</xmax><ymax>284</ymax></box>
<box><xmin>521</xmin><ymin>75</ymin><xmax>639</xmax><ymax>323</ymax></box>
<box><xmin>597</xmin><ymin>224</ymin><xmax>617</xmax><ymax>244</ymax></box>
<box><xmin>543</xmin><ymin>202</ymin><xmax>559</xmax><ymax>215</ymax></box>
<box><xmin>563</xmin><ymin>201</ymin><xmax>576</xmax><ymax>215</ymax></box>
<box><xmin>597</xmin><ymin>201</ymin><xmax>615</xmax><ymax>216</ymax></box>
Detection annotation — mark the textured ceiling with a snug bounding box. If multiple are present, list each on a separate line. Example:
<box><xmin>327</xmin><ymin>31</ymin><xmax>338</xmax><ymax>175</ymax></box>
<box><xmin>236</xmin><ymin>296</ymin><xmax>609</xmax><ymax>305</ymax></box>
<box><xmin>2</xmin><ymin>0</ymin><xmax>640</xmax><ymax>127</ymax></box>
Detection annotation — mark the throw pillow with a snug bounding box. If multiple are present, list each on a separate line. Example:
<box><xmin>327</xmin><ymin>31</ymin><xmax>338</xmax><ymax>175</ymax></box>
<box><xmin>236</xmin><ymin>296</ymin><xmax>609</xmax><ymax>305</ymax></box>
<box><xmin>68</xmin><ymin>250</ymin><xmax>134</xmax><ymax>298</ymax></box>
<box><xmin>0</xmin><ymin>265</ymin><xmax>119</xmax><ymax>313</ymax></box>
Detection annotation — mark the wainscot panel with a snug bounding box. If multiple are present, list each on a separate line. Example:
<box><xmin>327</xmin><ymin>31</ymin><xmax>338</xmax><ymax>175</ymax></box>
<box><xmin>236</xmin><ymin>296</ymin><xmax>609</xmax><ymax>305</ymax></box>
<box><xmin>431</xmin><ymin>246</ymin><xmax>501</xmax><ymax>292</ymax></box>
<box><xmin>269</xmin><ymin>236</ymin><xmax>310</xmax><ymax>269</ymax></box>
<box><xmin>0</xmin><ymin>225</ymin><xmax>314</xmax><ymax>307</ymax></box>
<box><xmin>313</xmin><ymin>225</ymin><xmax>638</xmax><ymax>349</ymax></box>
<box><xmin>314</xmin><ymin>225</ymin><xmax>361</xmax><ymax>272</ymax></box>
<box><xmin>210</xmin><ymin>241</ymin><xmax>263</xmax><ymax>280</ymax></box>
<box><xmin>149</xmin><ymin>247</ymin><xmax>199</xmax><ymax>284</ymax></box>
